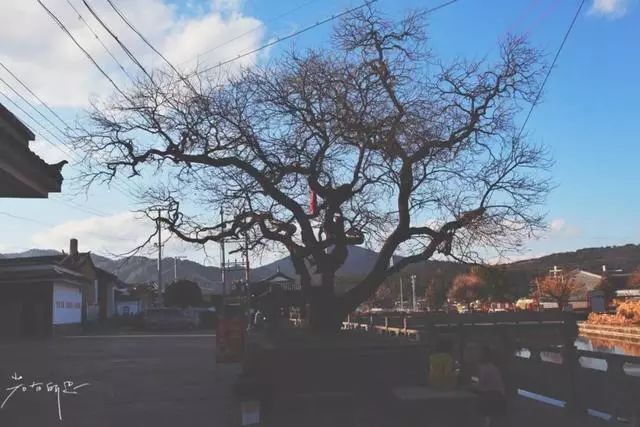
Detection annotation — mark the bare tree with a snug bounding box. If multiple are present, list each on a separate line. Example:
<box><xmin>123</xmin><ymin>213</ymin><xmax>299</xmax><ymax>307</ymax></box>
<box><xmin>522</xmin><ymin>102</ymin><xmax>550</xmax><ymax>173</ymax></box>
<box><xmin>74</xmin><ymin>8</ymin><xmax>551</xmax><ymax>332</ymax></box>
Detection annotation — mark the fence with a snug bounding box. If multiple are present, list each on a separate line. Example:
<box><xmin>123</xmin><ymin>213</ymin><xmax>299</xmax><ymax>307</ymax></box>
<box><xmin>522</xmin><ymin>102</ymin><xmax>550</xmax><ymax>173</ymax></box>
<box><xmin>344</xmin><ymin>311</ymin><xmax>640</xmax><ymax>424</ymax></box>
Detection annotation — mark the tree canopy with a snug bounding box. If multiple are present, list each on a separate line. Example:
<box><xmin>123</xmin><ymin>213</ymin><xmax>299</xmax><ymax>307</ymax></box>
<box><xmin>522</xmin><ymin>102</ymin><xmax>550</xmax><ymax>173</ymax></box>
<box><xmin>164</xmin><ymin>279</ymin><xmax>203</xmax><ymax>308</ymax></box>
<box><xmin>535</xmin><ymin>274</ymin><xmax>580</xmax><ymax>309</ymax></box>
<box><xmin>448</xmin><ymin>272</ymin><xmax>484</xmax><ymax>306</ymax></box>
<box><xmin>75</xmin><ymin>8</ymin><xmax>550</xmax><ymax>331</ymax></box>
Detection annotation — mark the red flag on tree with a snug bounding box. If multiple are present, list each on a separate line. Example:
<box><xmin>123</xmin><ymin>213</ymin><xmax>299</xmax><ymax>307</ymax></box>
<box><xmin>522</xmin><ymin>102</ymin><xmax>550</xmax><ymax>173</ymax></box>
<box><xmin>310</xmin><ymin>189</ymin><xmax>318</xmax><ymax>215</ymax></box>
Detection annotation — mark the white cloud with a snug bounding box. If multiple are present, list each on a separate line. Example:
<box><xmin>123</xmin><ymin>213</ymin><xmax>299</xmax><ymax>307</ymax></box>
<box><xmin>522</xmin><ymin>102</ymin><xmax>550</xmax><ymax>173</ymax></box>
<box><xmin>29</xmin><ymin>211</ymin><xmax>224</xmax><ymax>262</ymax></box>
<box><xmin>588</xmin><ymin>0</ymin><xmax>632</xmax><ymax>18</ymax></box>
<box><xmin>0</xmin><ymin>0</ymin><xmax>264</xmax><ymax>108</ymax></box>
<box><xmin>31</xmin><ymin>211</ymin><xmax>154</xmax><ymax>255</ymax></box>
<box><xmin>546</xmin><ymin>218</ymin><xmax>582</xmax><ymax>239</ymax></box>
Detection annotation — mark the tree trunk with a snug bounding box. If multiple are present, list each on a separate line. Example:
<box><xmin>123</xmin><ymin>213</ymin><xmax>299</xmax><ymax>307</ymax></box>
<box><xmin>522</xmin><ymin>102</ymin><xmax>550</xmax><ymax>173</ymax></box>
<box><xmin>307</xmin><ymin>274</ymin><xmax>346</xmax><ymax>334</ymax></box>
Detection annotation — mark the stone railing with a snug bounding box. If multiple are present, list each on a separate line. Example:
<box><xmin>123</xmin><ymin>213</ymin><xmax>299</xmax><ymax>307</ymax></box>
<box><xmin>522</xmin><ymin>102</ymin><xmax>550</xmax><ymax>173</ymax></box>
<box><xmin>343</xmin><ymin>311</ymin><xmax>581</xmax><ymax>343</ymax></box>
<box><xmin>512</xmin><ymin>345</ymin><xmax>640</xmax><ymax>423</ymax></box>
<box><xmin>344</xmin><ymin>312</ymin><xmax>640</xmax><ymax>424</ymax></box>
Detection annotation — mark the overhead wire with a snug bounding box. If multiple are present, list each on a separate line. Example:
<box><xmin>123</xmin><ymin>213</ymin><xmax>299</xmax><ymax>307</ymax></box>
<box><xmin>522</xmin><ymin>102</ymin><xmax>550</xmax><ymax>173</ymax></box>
<box><xmin>0</xmin><ymin>60</ymin><xmax>73</xmax><ymax>132</ymax></box>
<box><xmin>0</xmin><ymin>75</ymin><xmax>68</xmax><ymax>142</ymax></box>
<box><xmin>177</xmin><ymin>0</ymin><xmax>314</xmax><ymax>68</ymax></box>
<box><xmin>191</xmin><ymin>0</ymin><xmax>381</xmax><ymax>77</ymax></box>
<box><xmin>0</xmin><ymin>71</ymin><xmax>140</xmax><ymax>201</ymax></box>
<box><xmin>63</xmin><ymin>0</ymin><xmax>134</xmax><ymax>81</ymax></box>
<box><xmin>517</xmin><ymin>0</ymin><xmax>586</xmax><ymax>139</ymax></box>
<box><xmin>36</xmin><ymin>0</ymin><xmax>129</xmax><ymax>99</ymax></box>
<box><xmin>105</xmin><ymin>0</ymin><xmax>183</xmax><ymax>78</ymax></box>
<box><xmin>81</xmin><ymin>0</ymin><xmax>154</xmax><ymax>82</ymax></box>
<box><xmin>0</xmin><ymin>89</ymin><xmax>73</xmax><ymax>159</ymax></box>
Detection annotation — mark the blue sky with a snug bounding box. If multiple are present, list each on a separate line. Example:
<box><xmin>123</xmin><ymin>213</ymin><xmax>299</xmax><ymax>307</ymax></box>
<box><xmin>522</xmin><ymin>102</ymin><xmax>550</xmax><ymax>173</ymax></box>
<box><xmin>0</xmin><ymin>0</ymin><xmax>638</xmax><ymax>265</ymax></box>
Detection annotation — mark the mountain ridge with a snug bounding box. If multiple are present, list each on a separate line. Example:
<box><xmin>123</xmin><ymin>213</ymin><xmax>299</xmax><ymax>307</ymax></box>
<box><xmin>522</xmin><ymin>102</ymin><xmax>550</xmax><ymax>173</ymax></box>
<box><xmin>3</xmin><ymin>243</ymin><xmax>640</xmax><ymax>295</ymax></box>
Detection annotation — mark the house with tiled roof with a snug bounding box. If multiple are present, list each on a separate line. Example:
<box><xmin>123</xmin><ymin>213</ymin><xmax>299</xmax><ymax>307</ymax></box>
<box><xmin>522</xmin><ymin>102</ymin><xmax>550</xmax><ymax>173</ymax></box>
<box><xmin>0</xmin><ymin>239</ymin><xmax>127</xmax><ymax>338</ymax></box>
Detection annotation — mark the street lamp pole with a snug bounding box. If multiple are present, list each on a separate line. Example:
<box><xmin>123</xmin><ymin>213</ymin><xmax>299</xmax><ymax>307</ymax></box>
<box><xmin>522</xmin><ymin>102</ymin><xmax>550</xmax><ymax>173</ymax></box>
<box><xmin>411</xmin><ymin>274</ymin><xmax>417</xmax><ymax>311</ymax></box>
<box><xmin>174</xmin><ymin>256</ymin><xmax>187</xmax><ymax>281</ymax></box>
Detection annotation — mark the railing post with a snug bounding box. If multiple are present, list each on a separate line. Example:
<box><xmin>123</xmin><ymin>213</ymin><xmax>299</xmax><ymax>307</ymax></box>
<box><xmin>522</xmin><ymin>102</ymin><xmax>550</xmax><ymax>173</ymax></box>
<box><xmin>384</xmin><ymin>316</ymin><xmax>389</xmax><ymax>333</ymax></box>
<box><xmin>561</xmin><ymin>313</ymin><xmax>584</xmax><ymax>416</ymax></box>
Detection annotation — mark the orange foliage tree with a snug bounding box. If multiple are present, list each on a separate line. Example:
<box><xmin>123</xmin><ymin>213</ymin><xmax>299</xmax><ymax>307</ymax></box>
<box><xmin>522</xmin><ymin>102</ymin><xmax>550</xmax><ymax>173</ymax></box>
<box><xmin>535</xmin><ymin>274</ymin><xmax>580</xmax><ymax>310</ymax></box>
<box><xmin>448</xmin><ymin>273</ymin><xmax>484</xmax><ymax>308</ymax></box>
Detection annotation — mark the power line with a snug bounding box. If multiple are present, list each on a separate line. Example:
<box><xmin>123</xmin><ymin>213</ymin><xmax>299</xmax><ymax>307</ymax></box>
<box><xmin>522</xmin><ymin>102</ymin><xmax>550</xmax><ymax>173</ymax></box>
<box><xmin>0</xmin><ymin>75</ymin><xmax>68</xmax><ymax>142</ymax></box>
<box><xmin>81</xmin><ymin>0</ymin><xmax>153</xmax><ymax>82</ymax></box>
<box><xmin>63</xmin><ymin>0</ymin><xmax>134</xmax><ymax>81</ymax></box>
<box><xmin>0</xmin><ymin>83</ymin><xmax>141</xmax><ymax>203</ymax></box>
<box><xmin>190</xmin><ymin>0</ymin><xmax>461</xmax><ymax>79</ymax></box>
<box><xmin>105</xmin><ymin>0</ymin><xmax>179</xmax><ymax>75</ymax></box>
<box><xmin>36</xmin><ymin>0</ymin><xmax>129</xmax><ymax>98</ymax></box>
<box><xmin>517</xmin><ymin>0</ymin><xmax>586</xmax><ymax>139</ymax></box>
<box><xmin>0</xmin><ymin>89</ymin><xmax>72</xmax><ymax>159</ymax></box>
<box><xmin>104</xmin><ymin>0</ymin><xmax>194</xmax><ymax>91</ymax></box>
<box><xmin>192</xmin><ymin>0</ymin><xmax>381</xmax><ymax>77</ymax></box>
<box><xmin>0</xmin><ymin>86</ymin><xmax>136</xmax><ymax>208</ymax></box>
<box><xmin>178</xmin><ymin>0</ymin><xmax>314</xmax><ymax>67</ymax></box>
<box><xmin>0</xmin><ymin>61</ymin><xmax>72</xmax><ymax>132</ymax></box>
<box><xmin>0</xmin><ymin>60</ymin><xmax>143</xmax><ymax>201</ymax></box>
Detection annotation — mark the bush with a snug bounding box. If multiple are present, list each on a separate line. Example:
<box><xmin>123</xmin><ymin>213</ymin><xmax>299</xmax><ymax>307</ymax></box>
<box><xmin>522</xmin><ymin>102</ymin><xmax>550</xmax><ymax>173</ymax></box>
<box><xmin>587</xmin><ymin>300</ymin><xmax>640</xmax><ymax>326</ymax></box>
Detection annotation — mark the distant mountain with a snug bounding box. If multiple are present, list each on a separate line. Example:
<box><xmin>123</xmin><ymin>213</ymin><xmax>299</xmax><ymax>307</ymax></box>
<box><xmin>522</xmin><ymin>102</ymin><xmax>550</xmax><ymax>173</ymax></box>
<box><xmin>3</xmin><ymin>243</ymin><xmax>640</xmax><ymax>296</ymax></box>
<box><xmin>0</xmin><ymin>249</ymin><xmax>60</xmax><ymax>258</ymax></box>
<box><xmin>506</xmin><ymin>244</ymin><xmax>640</xmax><ymax>275</ymax></box>
<box><xmin>251</xmin><ymin>245</ymin><xmax>402</xmax><ymax>280</ymax></box>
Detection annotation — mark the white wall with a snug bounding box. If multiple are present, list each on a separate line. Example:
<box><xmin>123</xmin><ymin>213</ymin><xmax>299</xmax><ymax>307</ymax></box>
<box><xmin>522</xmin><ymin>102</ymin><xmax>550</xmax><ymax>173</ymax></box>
<box><xmin>52</xmin><ymin>283</ymin><xmax>82</xmax><ymax>325</ymax></box>
<box><xmin>116</xmin><ymin>301</ymin><xmax>140</xmax><ymax>316</ymax></box>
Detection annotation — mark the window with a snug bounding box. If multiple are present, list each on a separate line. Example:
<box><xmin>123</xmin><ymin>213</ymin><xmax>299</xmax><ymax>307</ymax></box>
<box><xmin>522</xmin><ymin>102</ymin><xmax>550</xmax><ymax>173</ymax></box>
<box><xmin>65</xmin><ymin>302</ymin><xmax>73</xmax><ymax>308</ymax></box>
<box><xmin>123</xmin><ymin>306</ymin><xmax>130</xmax><ymax>315</ymax></box>
<box><xmin>56</xmin><ymin>301</ymin><xmax>64</xmax><ymax>309</ymax></box>
<box><xmin>74</xmin><ymin>302</ymin><xmax>81</xmax><ymax>309</ymax></box>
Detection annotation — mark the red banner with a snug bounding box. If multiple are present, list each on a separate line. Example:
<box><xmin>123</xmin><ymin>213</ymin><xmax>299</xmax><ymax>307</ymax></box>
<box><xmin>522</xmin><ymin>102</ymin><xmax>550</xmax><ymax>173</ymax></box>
<box><xmin>216</xmin><ymin>313</ymin><xmax>246</xmax><ymax>363</ymax></box>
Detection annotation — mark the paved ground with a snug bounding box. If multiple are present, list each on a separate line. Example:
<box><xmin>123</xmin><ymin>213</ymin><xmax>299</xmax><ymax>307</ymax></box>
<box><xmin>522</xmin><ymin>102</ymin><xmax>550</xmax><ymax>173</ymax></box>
<box><xmin>0</xmin><ymin>334</ymin><xmax>241</xmax><ymax>427</ymax></box>
<box><xmin>0</xmin><ymin>334</ymin><xmax>615</xmax><ymax>427</ymax></box>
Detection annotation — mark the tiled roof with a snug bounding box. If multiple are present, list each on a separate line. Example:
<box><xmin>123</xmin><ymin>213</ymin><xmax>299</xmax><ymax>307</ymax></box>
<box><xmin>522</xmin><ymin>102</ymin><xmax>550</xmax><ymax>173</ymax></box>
<box><xmin>0</xmin><ymin>102</ymin><xmax>65</xmax><ymax>188</ymax></box>
<box><xmin>0</xmin><ymin>252</ymin><xmax>93</xmax><ymax>277</ymax></box>
<box><xmin>0</xmin><ymin>102</ymin><xmax>35</xmax><ymax>140</ymax></box>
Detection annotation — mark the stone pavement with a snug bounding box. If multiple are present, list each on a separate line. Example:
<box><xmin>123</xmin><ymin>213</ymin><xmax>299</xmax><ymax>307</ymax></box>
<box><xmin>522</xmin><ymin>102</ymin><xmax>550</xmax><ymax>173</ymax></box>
<box><xmin>0</xmin><ymin>334</ymin><xmax>615</xmax><ymax>427</ymax></box>
<box><xmin>0</xmin><ymin>334</ymin><xmax>241</xmax><ymax>427</ymax></box>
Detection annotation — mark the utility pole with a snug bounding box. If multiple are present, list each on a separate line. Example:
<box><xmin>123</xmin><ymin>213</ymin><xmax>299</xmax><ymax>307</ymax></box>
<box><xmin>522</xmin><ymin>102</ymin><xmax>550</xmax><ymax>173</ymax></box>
<box><xmin>220</xmin><ymin>208</ymin><xmax>226</xmax><ymax>297</ymax></box>
<box><xmin>390</xmin><ymin>257</ymin><xmax>404</xmax><ymax>311</ymax></box>
<box><xmin>399</xmin><ymin>274</ymin><xmax>404</xmax><ymax>311</ymax></box>
<box><xmin>244</xmin><ymin>232</ymin><xmax>250</xmax><ymax>284</ymax></box>
<box><xmin>156</xmin><ymin>210</ymin><xmax>163</xmax><ymax>294</ymax></box>
<box><xmin>174</xmin><ymin>256</ymin><xmax>186</xmax><ymax>281</ymax></box>
<box><xmin>411</xmin><ymin>274</ymin><xmax>417</xmax><ymax>311</ymax></box>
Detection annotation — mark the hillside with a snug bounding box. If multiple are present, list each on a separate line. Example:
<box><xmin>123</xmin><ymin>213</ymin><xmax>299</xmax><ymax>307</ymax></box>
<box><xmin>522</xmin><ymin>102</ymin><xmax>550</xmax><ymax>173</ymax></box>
<box><xmin>3</xmin><ymin>243</ymin><xmax>640</xmax><ymax>296</ymax></box>
<box><xmin>506</xmin><ymin>244</ymin><xmax>640</xmax><ymax>275</ymax></box>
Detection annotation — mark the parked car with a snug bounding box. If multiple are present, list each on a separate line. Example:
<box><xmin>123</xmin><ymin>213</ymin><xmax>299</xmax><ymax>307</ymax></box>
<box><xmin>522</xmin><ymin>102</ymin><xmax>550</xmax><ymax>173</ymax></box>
<box><xmin>143</xmin><ymin>308</ymin><xmax>198</xmax><ymax>331</ymax></box>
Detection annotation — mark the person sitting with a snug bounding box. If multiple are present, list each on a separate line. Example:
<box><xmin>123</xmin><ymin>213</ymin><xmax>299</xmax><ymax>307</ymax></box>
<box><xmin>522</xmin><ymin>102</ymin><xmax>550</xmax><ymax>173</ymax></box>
<box><xmin>474</xmin><ymin>346</ymin><xmax>507</xmax><ymax>426</ymax></box>
<box><xmin>428</xmin><ymin>338</ymin><xmax>456</xmax><ymax>390</ymax></box>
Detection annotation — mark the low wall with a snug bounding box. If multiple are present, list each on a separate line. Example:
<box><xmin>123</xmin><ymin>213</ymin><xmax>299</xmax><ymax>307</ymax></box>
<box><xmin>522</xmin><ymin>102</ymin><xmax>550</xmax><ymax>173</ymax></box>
<box><xmin>512</xmin><ymin>345</ymin><xmax>640</xmax><ymax>421</ymax></box>
<box><xmin>345</xmin><ymin>314</ymin><xmax>640</xmax><ymax>422</ymax></box>
<box><xmin>578</xmin><ymin>322</ymin><xmax>640</xmax><ymax>342</ymax></box>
